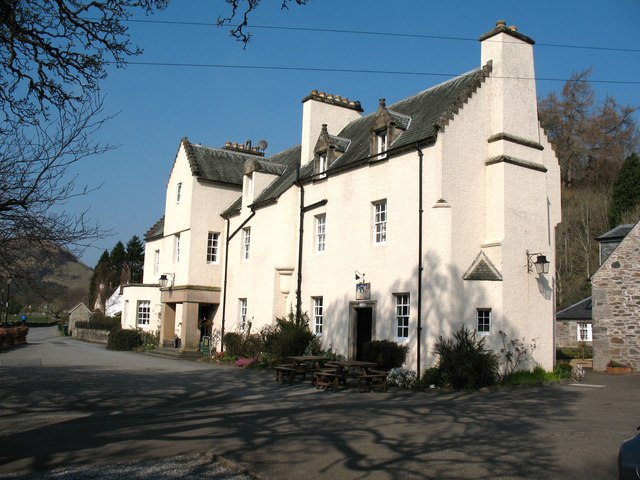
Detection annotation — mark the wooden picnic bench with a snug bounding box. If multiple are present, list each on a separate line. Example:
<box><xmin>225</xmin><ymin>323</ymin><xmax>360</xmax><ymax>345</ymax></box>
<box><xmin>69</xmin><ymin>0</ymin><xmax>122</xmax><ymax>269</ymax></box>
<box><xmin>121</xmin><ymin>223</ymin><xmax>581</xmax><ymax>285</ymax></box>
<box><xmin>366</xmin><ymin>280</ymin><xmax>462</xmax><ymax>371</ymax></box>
<box><xmin>274</xmin><ymin>364</ymin><xmax>308</xmax><ymax>385</ymax></box>
<box><xmin>314</xmin><ymin>369</ymin><xmax>342</xmax><ymax>391</ymax></box>
<box><xmin>357</xmin><ymin>369</ymin><xmax>388</xmax><ymax>392</ymax></box>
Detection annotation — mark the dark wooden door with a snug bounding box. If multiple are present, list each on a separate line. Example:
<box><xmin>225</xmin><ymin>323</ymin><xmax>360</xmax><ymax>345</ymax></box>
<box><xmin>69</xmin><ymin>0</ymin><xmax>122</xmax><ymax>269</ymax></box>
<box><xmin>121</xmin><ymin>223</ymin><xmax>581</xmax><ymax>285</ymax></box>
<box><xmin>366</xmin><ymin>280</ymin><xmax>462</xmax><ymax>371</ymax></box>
<box><xmin>356</xmin><ymin>307</ymin><xmax>372</xmax><ymax>360</ymax></box>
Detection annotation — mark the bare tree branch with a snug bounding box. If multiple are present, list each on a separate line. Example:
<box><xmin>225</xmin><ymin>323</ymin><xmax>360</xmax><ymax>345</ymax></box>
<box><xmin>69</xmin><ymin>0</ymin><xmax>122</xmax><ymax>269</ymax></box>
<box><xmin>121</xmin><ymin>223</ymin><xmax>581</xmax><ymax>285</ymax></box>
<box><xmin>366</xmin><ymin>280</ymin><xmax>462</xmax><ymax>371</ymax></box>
<box><xmin>0</xmin><ymin>98</ymin><xmax>112</xmax><ymax>284</ymax></box>
<box><xmin>0</xmin><ymin>0</ymin><xmax>168</xmax><ymax>126</ymax></box>
<box><xmin>216</xmin><ymin>0</ymin><xmax>309</xmax><ymax>46</ymax></box>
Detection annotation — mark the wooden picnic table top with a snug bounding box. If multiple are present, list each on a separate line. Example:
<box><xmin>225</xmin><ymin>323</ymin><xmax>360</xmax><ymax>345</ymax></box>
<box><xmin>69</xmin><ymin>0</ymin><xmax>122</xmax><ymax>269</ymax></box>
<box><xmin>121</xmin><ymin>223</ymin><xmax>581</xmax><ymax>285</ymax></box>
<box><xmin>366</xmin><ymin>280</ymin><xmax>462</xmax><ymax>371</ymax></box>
<box><xmin>331</xmin><ymin>360</ymin><xmax>377</xmax><ymax>368</ymax></box>
<box><xmin>286</xmin><ymin>355</ymin><xmax>329</xmax><ymax>363</ymax></box>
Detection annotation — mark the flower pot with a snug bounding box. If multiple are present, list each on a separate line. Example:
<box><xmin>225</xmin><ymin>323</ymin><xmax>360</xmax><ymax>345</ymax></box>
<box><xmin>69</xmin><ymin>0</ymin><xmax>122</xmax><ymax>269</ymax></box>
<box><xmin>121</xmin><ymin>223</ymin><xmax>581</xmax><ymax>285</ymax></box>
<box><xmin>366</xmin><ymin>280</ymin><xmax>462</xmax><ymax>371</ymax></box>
<box><xmin>606</xmin><ymin>366</ymin><xmax>632</xmax><ymax>375</ymax></box>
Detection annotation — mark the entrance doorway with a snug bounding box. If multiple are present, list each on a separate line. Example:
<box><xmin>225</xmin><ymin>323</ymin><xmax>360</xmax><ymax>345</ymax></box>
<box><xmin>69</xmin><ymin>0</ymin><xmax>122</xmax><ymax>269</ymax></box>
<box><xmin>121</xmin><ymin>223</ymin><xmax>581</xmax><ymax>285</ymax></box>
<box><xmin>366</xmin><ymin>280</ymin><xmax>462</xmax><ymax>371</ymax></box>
<box><xmin>355</xmin><ymin>307</ymin><xmax>373</xmax><ymax>360</ymax></box>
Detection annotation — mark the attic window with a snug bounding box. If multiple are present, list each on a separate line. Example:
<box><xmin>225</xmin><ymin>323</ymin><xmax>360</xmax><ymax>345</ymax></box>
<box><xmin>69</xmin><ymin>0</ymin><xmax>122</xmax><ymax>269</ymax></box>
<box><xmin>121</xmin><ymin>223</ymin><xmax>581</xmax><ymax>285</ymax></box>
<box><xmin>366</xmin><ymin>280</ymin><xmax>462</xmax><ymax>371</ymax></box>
<box><xmin>317</xmin><ymin>152</ymin><xmax>328</xmax><ymax>178</ymax></box>
<box><xmin>375</xmin><ymin>130</ymin><xmax>388</xmax><ymax>159</ymax></box>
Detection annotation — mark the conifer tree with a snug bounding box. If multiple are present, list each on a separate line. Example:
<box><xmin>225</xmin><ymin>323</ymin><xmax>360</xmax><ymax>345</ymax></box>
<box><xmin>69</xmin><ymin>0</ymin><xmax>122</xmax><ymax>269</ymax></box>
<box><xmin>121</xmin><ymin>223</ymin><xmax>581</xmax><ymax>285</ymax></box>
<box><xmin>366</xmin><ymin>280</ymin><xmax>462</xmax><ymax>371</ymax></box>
<box><xmin>609</xmin><ymin>153</ymin><xmax>640</xmax><ymax>228</ymax></box>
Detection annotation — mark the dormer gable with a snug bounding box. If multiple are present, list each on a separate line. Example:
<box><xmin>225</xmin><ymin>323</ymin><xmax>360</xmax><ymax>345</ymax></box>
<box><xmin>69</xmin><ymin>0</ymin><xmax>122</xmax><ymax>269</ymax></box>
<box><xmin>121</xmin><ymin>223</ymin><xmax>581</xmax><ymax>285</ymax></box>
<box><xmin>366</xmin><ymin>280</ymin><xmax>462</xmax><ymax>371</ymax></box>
<box><xmin>369</xmin><ymin>98</ymin><xmax>410</xmax><ymax>159</ymax></box>
<box><xmin>463</xmin><ymin>251</ymin><xmax>503</xmax><ymax>281</ymax></box>
<box><xmin>312</xmin><ymin>124</ymin><xmax>350</xmax><ymax>178</ymax></box>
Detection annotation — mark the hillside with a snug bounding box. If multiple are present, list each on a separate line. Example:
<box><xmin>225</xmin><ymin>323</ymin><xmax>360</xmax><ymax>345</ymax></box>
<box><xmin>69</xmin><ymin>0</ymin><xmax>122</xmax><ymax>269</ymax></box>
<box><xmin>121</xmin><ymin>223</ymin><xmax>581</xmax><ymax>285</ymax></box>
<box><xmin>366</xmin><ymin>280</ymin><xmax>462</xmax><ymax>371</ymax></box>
<box><xmin>6</xmin><ymin>246</ymin><xmax>93</xmax><ymax>314</ymax></box>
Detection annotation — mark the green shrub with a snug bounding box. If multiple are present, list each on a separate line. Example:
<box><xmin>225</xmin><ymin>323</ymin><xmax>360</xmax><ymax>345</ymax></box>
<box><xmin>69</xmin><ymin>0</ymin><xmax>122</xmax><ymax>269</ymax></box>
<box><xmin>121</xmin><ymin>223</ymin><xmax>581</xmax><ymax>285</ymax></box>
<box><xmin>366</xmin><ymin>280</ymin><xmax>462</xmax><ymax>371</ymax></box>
<box><xmin>240</xmin><ymin>334</ymin><xmax>264</xmax><ymax>357</ymax></box>
<box><xmin>361</xmin><ymin>340</ymin><xmax>408</xmax><ymax>371</ymax></box>
<box><xmin>76</xmin><ymin>311</ymin><xmax>121</xmax><ymax>331</ymax></box>
<box><xmin>501</xmin><ymin>365</ymin><xmax>573</xmax><ymax>386</ymax></box>
<box><xmin>139</xmin><ymin>328</ymin><xmax>159</xmax><ymax>350</ymax></box>
<box><xmin>556</xmin><ymin>346</ymin><xmax>593</xmax><ymax>360</ymax></box>
<box><xmin>554</xmin><ymin>362</ymin><xmax>572</xmax><ymax>379</ymax></box>
<box><xmin>260</xmin><ymin>312</ymin><xmax>314</xmax><ymax>363</ymax></box>
<box><xmin>107</xmin><ymin>329</ymin><xmax>143</xmax><ymax>351</ymax></box>
<box><xmin>418</xmin><ymin>367</ymin><xmax>443</xmax><ymax>388</ymax></box>
<box><xmin>434</xmin><ymin>326</ymin><xmax>499</xmax><ymax>389</ymax></box>
<box><xmin>223</xmin><ymin>332</ymin><xmax>243</xmax><ymax>357</ymax></box>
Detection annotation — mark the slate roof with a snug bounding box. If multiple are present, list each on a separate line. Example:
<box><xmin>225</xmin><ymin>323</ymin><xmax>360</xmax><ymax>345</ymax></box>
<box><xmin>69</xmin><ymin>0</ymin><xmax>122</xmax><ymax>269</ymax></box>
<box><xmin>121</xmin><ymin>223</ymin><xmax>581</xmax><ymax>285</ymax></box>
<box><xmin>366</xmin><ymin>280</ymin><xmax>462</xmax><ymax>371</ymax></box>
<box><xmin>556</xmin><ymin>297</ymin><xmax>592</xmax><ymax>321</ymax></box>
<box><xmin>183</xmin><ymin>139</ymin><xmax>259</xmax><ymax>187</ymax></box>
<box><xmin>309</xmin><ymin>64</ymin><xmax>491</xmax><ymax>175</ymax></box>
<box><xmin>463</xmin><ymin>252</ymin><xmax>503</xmax><ymax>281</ymax></box>
<box><xmin>171</xmin><ymin>64</ymin><xmax>493</xmax><ymax>221</ymax></box>
<box><xmin>596</xmin><ymin>224</ymin><xmax>635</xmax><ymax>242</ymax></box>
<box><xmin>224</xmin><ymin>65</ymin><xmax>492</xmax><ymax>214</ymax></box>
<box><xmin>145</xmin><ymin>216</ymin><xmax>165</xmax><ymax>241</ymax></box>
<box><xmin>222</xmin><ymin>145</ymin><xmax>302</xmax><ymax>217</ymax></box>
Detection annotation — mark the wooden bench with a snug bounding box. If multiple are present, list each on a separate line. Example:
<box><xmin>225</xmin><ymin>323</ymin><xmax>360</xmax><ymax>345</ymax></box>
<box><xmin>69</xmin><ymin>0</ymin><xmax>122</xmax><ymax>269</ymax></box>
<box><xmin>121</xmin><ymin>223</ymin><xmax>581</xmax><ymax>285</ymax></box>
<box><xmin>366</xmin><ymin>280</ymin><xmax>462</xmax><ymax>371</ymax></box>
<box><xmin>274</xmin><ymin>365</ymin><xmax>307</xmax><ymax>385</ymax></box>
<box><xmin>314</xmin><ymin>370</ymin><xmax>341</xmax><ymax>391</ymax></box>
<box><xmin>357</xmin><ymin>370</ymin><xmax>388</xmax><ymax>392</ymax></box>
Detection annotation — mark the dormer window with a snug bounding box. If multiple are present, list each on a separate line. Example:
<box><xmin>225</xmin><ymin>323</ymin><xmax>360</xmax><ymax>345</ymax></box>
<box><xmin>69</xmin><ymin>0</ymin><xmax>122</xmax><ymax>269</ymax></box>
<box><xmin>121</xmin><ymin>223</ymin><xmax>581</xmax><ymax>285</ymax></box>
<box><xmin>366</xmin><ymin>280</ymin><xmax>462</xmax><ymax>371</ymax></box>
<box><xmin>313</xmin><ymin>124</ymin><xmax>350</xmax><ymax>179</ymax></box>
<box><xmin>244</xmin><ymin>172</ymin><xmax>254</xmax><ymax>199</ymax></box>
<box><xmin>318</xmin><ymin>152</ymin><xmax>328</xmax><ymax>178</ymax></box>
<box><xmin>375</xmin><ymin>130</ymin><xmax>388</xmax><ymax>158</ymax></box>
<box><xmin>370</xmin><ymin>98</ymin><xmax>410</xmax><ymax>160</ymax></box>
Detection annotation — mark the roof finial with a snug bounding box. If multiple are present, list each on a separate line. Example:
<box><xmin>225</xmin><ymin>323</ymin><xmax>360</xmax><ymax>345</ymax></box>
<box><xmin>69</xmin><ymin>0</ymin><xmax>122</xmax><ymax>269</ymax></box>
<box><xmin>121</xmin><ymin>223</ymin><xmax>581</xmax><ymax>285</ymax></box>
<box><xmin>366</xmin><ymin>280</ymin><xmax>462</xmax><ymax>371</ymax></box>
<box><xmin>496</xmin><ymin>20</ymin><xmax>506</xmax><ymax>28</ymax></box>
<box><xmin>379</xmin><ymin>98</ymin><xmax>386</xmax><ymax>108</ymax></box>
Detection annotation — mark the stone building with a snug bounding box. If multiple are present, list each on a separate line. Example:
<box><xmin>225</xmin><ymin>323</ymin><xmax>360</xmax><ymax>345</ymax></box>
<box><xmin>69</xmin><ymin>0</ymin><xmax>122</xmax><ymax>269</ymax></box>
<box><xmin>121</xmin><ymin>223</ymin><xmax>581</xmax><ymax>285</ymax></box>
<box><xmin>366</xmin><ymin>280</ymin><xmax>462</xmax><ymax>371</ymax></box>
<box><xmin>592</xmin><ymin>221</ymin><xmax>640</xmax><ymax>371</ymax></box>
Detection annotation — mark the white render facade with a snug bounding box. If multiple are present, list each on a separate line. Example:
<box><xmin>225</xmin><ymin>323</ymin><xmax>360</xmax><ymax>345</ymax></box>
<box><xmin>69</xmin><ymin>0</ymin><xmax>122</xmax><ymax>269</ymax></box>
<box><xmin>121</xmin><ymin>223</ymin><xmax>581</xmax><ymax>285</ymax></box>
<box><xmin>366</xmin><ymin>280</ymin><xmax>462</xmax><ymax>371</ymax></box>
<box><xmin>122</xmin><ymin>21</ymin><xmax>561</xmax><ymax>370</ymax></box>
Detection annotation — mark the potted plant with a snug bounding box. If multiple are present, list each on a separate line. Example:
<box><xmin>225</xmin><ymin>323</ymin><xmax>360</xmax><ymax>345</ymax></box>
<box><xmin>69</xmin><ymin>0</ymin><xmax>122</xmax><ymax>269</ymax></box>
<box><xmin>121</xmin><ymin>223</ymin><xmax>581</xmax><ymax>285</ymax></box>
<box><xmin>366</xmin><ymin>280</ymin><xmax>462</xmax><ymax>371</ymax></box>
<box><xmin>606</xmin><ymin>360</ymin><xmax>633</xmax><ymax>374</ymax></box>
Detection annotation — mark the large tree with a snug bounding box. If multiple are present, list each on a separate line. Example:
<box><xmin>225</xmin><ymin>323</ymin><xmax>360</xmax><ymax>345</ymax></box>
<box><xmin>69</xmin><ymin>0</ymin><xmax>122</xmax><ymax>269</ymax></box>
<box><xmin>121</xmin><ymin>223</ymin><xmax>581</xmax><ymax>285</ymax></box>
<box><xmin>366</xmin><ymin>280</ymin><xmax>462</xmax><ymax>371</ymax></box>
<box><xmin>0</xmin><ymin>0</ymin><xmax>168</xmax><ymax>126</ymax></box>
<box><xmin>0</xmin><ymin>0</ymin><xmax>167</xmax><ymax>289</ymax></box>
<box><xmin>608</xmin><ymin>153</ymin><xmax>640</xmax><ymax>228</ymax></box>
<box><xmin>539</xmin><ymin>72</ymin><xmax>639</xmax><ymax>309</ymax></box>
<box><xmin>539</xmin><ymin>69</ymin><xmax>638</xmax><ymax>187</ymax></box>
<box><xmin>126</xmin><ymin>235</ymin><xmax>145</xmax><ymax>283</ymax></box>
<box><xmin>0</xmin><ymin>100</ymin><xmax>111</xmax><ymax>284</ymax></box>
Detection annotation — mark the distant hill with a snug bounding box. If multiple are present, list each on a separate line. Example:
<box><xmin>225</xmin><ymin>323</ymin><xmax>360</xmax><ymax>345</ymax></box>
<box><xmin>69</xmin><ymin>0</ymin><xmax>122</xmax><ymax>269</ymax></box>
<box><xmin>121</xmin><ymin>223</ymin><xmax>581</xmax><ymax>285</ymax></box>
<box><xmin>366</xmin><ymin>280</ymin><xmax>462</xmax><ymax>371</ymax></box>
<box><xmin>8</xmin><ymin>246</ymin><xmax>93</xmax><ymax>313</ymax></box>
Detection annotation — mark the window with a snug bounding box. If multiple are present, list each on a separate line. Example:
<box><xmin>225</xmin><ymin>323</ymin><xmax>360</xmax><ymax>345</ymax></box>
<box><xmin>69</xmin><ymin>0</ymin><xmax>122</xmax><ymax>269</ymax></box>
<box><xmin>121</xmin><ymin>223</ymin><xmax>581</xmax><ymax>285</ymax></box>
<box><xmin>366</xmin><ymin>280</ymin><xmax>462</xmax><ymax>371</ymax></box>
<box><xmin>244</xmin><ymin>173</ymin><xmax>254</xmax><ymax>199</ymax></box>
<box><xmin>577</xmin><ymin>323</ymin><xmax>592</xmax><ymax>342</ymax></box>
<box><xmin>242</xmin><ymin>227</ymin><xmax>251</xmax><ymax>260</ymax></box>
<box><xmin>154</xmin><ymin>249</ymin><xmax>160</xmax><ymax>275</ymax></box>
<box><xmin>315</xmin><ymin>214</ymin><xmax>326</xmax><ymax>253</ymax></box>
<box><xmin>313</xmin><ymin>297</ymin><xmax>323</xmax><ymax>335</ymax></box>
<box><xmin>176</xmin><ymin>182</ymin><xmax>182</xmax><ymax>203</ymax></box>
<box><xmin>207</xmin><ymin>232</ymin><xmax>220</xmax><ymax>264</ymax></box>
<box><xmin>395</xmin><ymin>294</ymin><xmax>409</xmax><ymax>339</ymax></box>
<box><xmin>477</xmin><ymin>309</ymin><xmax>491</xmax><ymax>334</ymax></box>
<box><xmin>376</xmin><ymin>130</ymin><xmax>388</xmax><ymax>158</ymax></box>
<box><xmin>373</xmin><ymin>200</ymin><xmax>387</xmax><ymax>244</ymax></box>
<box><xmin>318</xmin><ymin>152</ymin><xmax>328</xmax><ymax>178</ymax></box>
<box><xmin>137</xmin><ymin>300</ymin><xmax>150</xmax><ymax>326</ymax></box>
<box><xmin>239</xmin><ymin>298</ymin><xmax>248</xmax><ymax>332</ymax></box>
<box><xmin>175</xmin><ymin>233</ymin><xmax>181</xmax><ymax>263</ymax></box>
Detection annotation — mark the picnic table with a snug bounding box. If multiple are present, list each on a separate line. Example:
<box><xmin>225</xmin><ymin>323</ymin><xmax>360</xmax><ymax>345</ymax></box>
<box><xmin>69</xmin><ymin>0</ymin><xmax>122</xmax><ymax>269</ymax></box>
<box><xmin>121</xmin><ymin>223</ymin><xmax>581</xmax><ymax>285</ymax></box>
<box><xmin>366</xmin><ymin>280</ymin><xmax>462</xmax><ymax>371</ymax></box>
<box><xmin>274</xmin><ymin>356</ymin><xmax>329</xmax><ymax>385</ymax></box>
<box><xmin>315</xmin><ymin>360</ymin><xmax>388</xmax><ymax>392</ymax></box>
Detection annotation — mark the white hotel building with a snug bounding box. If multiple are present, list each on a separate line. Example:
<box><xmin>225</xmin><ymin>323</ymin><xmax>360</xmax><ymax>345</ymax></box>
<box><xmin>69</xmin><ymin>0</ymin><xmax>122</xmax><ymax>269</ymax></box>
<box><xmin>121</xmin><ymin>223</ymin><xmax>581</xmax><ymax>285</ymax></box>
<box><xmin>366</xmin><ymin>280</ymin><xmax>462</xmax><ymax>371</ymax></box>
<box><xmin>122</xmin><ymin>21</ymin><xmax>561</xmax><ymax>371</ymax></box>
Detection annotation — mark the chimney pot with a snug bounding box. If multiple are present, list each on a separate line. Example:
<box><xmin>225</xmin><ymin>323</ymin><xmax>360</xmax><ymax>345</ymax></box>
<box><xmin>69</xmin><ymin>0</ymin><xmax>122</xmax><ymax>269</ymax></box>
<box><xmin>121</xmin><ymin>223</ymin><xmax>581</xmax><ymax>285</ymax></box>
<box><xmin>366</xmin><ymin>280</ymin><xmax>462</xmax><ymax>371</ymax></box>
<box><xmin>496</xmin><ymin>20</ymin><xmax>506</xmax><ymax>28</ymax></box>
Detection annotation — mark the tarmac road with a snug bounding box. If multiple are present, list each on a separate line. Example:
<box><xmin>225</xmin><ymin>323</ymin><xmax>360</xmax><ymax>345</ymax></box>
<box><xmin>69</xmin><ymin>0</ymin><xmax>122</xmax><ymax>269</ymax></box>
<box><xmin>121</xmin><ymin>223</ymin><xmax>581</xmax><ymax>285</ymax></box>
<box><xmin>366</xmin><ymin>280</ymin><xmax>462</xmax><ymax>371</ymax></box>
<box><xmin>1</xmin><ymin>326</ymin><xmax>638</xmax><ymax>479</ymax></box>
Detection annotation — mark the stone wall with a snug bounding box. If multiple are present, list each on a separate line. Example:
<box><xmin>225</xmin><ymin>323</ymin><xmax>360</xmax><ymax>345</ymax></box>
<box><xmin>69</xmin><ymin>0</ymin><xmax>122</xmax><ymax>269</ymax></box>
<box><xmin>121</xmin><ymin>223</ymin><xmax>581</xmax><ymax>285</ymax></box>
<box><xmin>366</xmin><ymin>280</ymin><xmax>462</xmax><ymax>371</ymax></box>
<box><xmin>556</xmin><ymin>320</ymin><xmax>592</xmax><ymax>349</ymax></box>
<box><xmin>592</xmin><ymin>223</ymin><xmax>640</xmax><ymax>371</ymax></box>
<box><xmin>73</xmin><ymin>328</ymin><xmax>110</xmax><ymax>345</ymax></box>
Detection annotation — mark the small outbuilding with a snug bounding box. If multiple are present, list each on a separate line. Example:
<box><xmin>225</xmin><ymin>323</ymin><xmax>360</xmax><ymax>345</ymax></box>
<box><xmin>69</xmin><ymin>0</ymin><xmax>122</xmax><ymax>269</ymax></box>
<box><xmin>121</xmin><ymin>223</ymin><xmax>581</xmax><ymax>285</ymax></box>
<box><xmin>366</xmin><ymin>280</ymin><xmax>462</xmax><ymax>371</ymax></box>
<box><xmin>68</xmin><ymin>302</ymin><xmax>91</xmax><ymax>334</ymax></box>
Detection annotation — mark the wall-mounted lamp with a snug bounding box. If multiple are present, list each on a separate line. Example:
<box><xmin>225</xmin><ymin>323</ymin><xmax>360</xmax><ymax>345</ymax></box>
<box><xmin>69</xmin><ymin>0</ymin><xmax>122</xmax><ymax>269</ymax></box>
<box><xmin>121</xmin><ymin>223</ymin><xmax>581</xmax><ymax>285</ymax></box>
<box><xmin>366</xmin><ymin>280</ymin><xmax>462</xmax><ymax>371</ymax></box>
<box><xmin>355</xmin><ymin>271</ymin><xmax>366</xmax><ymax>283</ymax></box>
<box><xmin>526</xmin><ymin>251</ymin><xmax>550</xmax><ymax>275</ymax></box>
<box><xmin>159</xmin><ymin>273</ymin><xmax>175</xmax><ymax>288</ymax></box>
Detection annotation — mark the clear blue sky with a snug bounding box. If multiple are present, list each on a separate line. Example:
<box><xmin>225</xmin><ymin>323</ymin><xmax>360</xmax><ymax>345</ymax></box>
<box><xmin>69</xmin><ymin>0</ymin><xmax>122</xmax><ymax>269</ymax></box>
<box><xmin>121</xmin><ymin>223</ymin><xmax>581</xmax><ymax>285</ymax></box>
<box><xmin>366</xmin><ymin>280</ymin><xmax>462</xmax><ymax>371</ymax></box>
<box><xmin>72</xmin><ymin>0</ymin><xmax>640</xmax><ymax>267</ymax></box>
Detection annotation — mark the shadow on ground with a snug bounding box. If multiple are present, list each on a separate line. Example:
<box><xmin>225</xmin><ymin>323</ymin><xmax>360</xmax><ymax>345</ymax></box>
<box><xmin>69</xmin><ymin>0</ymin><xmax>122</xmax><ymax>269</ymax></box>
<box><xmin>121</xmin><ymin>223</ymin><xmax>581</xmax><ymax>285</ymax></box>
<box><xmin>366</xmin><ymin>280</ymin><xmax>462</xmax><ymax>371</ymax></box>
<box><xmin>0</xmin><ymin>361</ymin><xmax>610</xmax><ymax>480</ymax></box>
